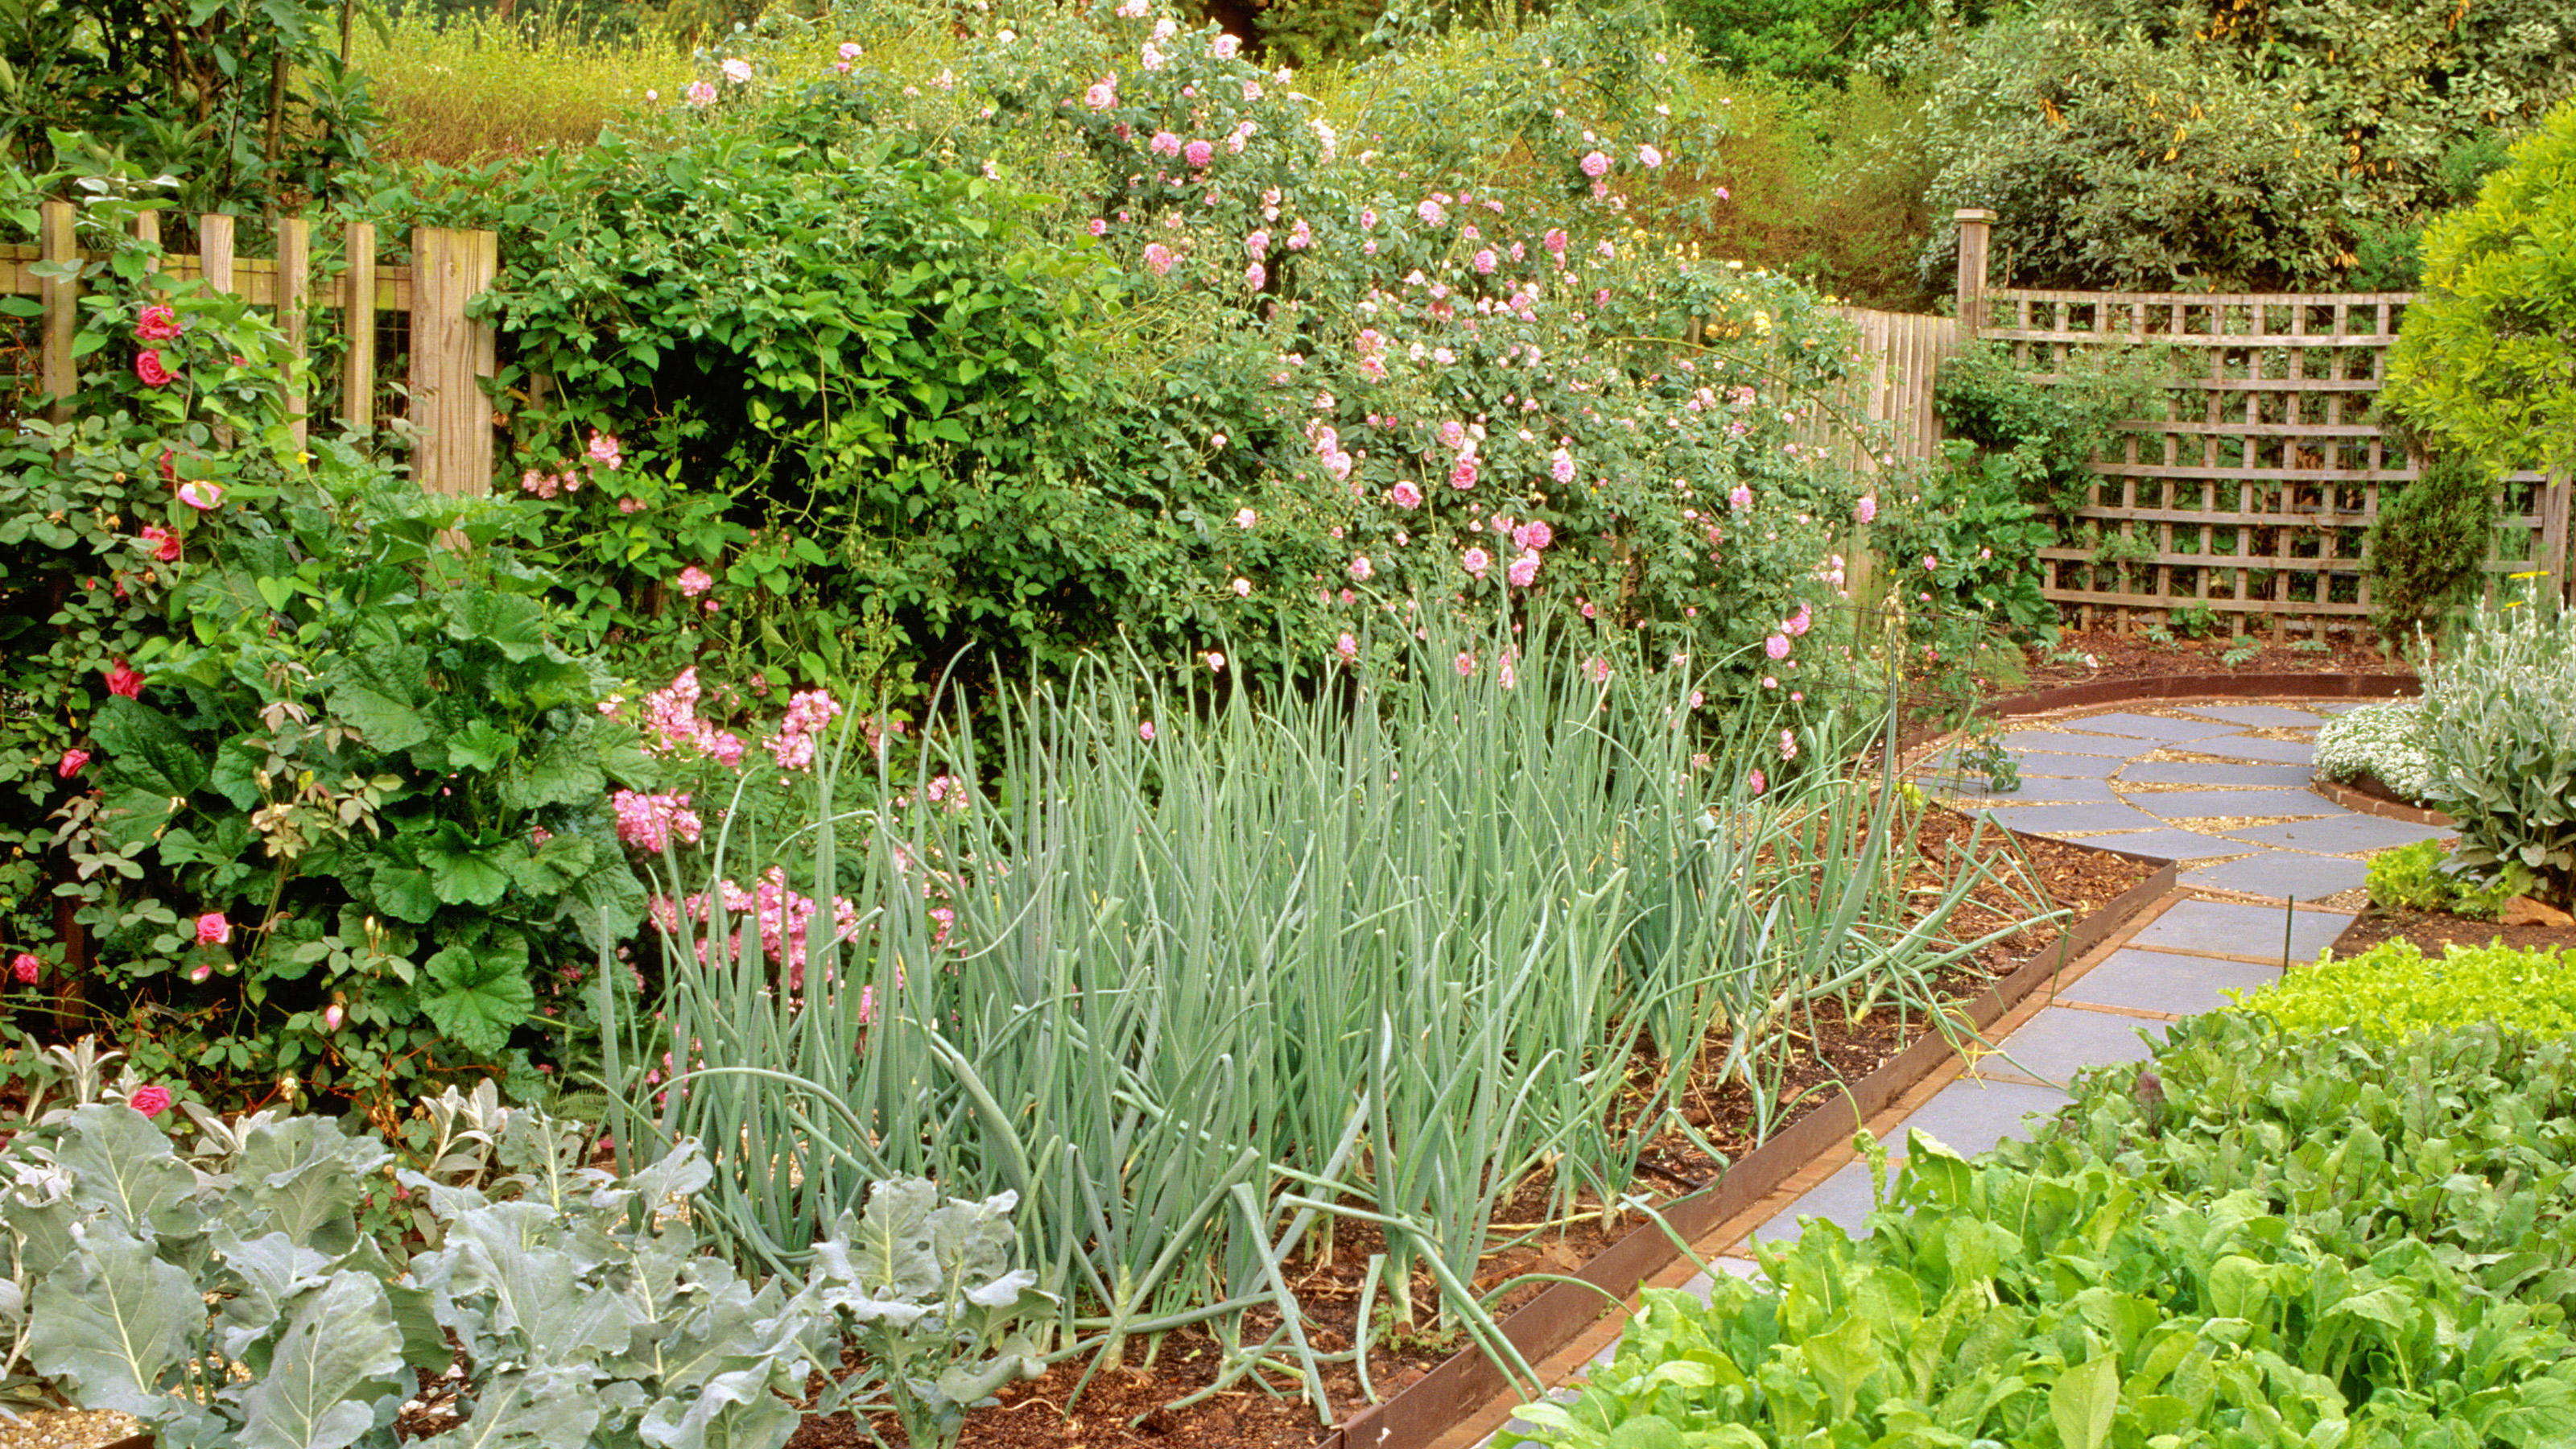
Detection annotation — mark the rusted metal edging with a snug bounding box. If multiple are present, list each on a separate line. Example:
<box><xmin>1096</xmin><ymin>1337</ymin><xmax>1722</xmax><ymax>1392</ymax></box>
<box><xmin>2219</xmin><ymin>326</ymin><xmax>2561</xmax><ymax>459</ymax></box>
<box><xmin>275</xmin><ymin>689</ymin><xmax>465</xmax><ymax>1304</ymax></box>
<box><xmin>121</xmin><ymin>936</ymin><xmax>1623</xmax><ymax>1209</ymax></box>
<box><xmin>1328</xmin><ymin>850</ymin><xmax>2179</xmax><ymax>1449</ymax></box>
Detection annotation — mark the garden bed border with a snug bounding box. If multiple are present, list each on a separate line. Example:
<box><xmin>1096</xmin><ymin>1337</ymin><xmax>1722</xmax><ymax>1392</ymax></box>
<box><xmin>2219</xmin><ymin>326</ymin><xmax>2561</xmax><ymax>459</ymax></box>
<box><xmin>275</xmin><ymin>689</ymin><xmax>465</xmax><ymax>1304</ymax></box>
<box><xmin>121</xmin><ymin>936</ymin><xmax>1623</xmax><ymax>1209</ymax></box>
<box><xmin>2308</xmin><ymin>773</ymin><xmax>2453</xmax><ymax>828</ymax></box>
<box><xmin>1327</xmin><ymin>836</ymin><xmax>2177</xmax><ymax>1449</ymax></box>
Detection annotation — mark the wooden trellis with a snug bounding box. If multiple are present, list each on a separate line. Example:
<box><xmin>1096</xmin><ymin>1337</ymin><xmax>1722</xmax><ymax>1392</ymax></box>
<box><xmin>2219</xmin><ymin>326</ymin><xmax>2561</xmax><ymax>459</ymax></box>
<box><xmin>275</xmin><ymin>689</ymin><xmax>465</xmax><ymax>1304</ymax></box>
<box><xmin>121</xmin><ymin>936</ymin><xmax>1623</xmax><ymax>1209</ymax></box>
<box><xmin>1951</xmin><ymin>211</ymin><xmax>2572</xmax><ymax>634</ymax></box>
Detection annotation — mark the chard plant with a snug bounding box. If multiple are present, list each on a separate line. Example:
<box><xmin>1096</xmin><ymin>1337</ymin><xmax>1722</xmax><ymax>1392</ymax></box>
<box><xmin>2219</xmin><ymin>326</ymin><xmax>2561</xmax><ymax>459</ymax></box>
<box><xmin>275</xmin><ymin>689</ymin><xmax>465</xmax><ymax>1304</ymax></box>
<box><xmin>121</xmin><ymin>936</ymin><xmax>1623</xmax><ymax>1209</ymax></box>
<box><xmin>611</xmin><ymin>609</ymin><xmax>2049</xmax><ymax>1413</ymax></box>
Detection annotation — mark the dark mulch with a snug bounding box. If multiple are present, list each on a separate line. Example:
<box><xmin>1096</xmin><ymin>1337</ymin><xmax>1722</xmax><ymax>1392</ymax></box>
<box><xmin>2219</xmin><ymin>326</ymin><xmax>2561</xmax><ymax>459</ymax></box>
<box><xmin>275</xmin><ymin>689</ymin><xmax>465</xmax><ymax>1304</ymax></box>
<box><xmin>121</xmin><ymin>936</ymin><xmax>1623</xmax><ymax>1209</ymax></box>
<box><xmin>779</xmin><ymin>808</ymin><xmax>2155</xmax><ymax>1449</ymax></box>
<box><xmin>2330</xmin><ymin>908</ymin><xmax>2576</xmax><ymax>959</ymax></box>
<box><xmin>2013</xmin><ymin>627</ymin><xmax>2401</xmax><ymax>693</ymax></box>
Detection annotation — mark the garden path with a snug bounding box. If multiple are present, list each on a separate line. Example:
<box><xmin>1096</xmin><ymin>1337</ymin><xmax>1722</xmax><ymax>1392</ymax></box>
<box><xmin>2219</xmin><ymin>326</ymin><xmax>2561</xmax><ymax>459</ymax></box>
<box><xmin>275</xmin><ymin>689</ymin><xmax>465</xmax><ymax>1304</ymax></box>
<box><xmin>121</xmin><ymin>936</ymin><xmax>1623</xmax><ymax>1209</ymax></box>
<box><xmin>1465</xmin><ymin>699</ymin><xmax>2446</xmax><ymax>1448</ymax></box>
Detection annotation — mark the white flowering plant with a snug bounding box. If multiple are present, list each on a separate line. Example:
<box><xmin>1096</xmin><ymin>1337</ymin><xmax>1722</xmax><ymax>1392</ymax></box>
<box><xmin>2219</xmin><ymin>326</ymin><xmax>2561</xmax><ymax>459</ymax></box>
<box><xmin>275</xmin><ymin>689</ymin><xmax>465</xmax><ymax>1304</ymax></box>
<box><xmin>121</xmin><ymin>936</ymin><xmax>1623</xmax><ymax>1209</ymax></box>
<box><xmin>2312</xmin><ymin>699</ymin><xmax>2436</xmax><ymax>803</ymax></box>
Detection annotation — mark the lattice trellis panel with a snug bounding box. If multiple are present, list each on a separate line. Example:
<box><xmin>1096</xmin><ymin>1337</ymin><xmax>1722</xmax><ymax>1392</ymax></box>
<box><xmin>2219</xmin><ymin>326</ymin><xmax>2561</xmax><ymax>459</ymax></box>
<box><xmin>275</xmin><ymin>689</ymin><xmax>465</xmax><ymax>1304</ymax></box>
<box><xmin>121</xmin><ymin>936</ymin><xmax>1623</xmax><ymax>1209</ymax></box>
<box><xmin>1975</xmin><ymin>288</ymin><xmax>2570</xmax><ymax>634</ymax></box>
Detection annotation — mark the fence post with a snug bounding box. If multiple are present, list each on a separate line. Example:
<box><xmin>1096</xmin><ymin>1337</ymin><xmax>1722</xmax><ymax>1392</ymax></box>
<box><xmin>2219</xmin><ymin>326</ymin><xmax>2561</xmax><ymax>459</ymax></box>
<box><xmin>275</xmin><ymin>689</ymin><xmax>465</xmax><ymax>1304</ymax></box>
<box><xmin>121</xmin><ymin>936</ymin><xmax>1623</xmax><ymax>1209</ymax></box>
<box><xmin>1954</xmin><ymin>208</ymin><xmax>1995</xmax><ymax>340</ymax></box>
<box><xmin>341</xmin><ymin>221</ymin><xmax>377</xmax><ymax>434</ymax></box>
<box><xmin>2545</xmin><ymin>473</ymin><xmax>2573</xmax><ymax>605</ymax></box>
<box><xmin>199</xmin><ymin>213</ymin><xmax>236</xmax><ymax>294</ymax></box>
<box><xmin>409</xmin><ymin>227</ymin><xmax>498</xmax><ymax>497</ymax></box>
<box><xmin>39</xmin><ymin>200</ymin><xmax>76</xmax><ymax>424</ymax></box>
<box><xmin>275</xmin><ymin>217</ymin><xmax>311</xmax><ymax>450</ymax></box>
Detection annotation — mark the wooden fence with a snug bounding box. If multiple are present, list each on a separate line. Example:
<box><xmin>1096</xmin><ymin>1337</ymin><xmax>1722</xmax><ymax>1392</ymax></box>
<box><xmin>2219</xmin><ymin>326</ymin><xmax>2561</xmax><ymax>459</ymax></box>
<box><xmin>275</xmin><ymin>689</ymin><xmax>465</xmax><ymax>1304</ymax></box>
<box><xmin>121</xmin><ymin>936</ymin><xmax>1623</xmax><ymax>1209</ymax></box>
<box><xmin>3</xmin><ymin>201</ymin><xmax>499</xmax><ymax>496</ymax></box>
<box><xmin>1950</xmin><ymin>208</ymin><xmax>2574</xmax><ymax>633</ymax></box>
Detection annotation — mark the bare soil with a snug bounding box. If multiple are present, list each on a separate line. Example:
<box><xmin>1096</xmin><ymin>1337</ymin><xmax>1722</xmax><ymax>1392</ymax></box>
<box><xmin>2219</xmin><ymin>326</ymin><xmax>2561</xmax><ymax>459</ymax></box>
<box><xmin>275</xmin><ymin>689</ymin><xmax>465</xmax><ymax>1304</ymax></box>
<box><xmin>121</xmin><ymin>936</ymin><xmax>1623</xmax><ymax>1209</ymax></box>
<box><xmin>2013</xmin><ymin>626</ymin><xmax>2401</xmax><ymax>693</ymax></box>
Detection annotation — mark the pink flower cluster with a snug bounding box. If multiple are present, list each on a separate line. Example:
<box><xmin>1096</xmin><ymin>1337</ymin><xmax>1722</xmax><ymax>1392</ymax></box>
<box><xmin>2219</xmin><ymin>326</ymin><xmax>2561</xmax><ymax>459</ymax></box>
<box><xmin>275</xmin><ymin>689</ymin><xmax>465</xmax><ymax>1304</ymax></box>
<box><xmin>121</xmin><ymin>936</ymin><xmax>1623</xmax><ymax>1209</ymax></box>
<box><xmin>521</xmin><ymin>431</ymin><xmax>624</xmax><ymax>498</ymax></box>
<box><xmin>651</xmin><ymin>867</ymin><xmax>864</xmax><ymax>992</ymax></box>
<box><xmin>613</xmin><ymin>789</ymin><xmax>703</xmax><ymax>853</ymax></box>
<box><xmin>637</xmin><ymin>668</ymin><xmax>746</xmax><ymax>766</ymax></box>
<box><xmin>765</xmin><ymin>687</ymin><xmax>843</xmax><ymax>770</ymax></box>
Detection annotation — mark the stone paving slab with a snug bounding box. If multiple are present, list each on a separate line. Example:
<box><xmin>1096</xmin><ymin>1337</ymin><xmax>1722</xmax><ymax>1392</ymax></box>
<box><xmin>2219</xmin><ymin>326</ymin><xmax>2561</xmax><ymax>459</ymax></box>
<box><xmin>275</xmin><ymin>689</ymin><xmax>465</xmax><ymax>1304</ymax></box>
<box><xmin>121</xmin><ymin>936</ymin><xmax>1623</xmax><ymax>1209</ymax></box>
<box><xmin>2310</xmin><ymin>700</ymin><xmax>2374</xmax><ymax>714</ymax></box>
<box><xmin>1943</xmin><ymin>777</ymin><xmax>2124</xmax><ymax>806</ymax></box>
<box><xmin>1975</xmin><ymin>802</ymin><xmax>2169</xmax><ymax>835</ymax></box>
<box><xmin>2015</xmin><ymin>751</ymin><xmax>2136</xmax><ymax>778</ymax></box>
<box><xmin>1746</xmin><ymin>1160</ymin><xmax>1879</xmax><ymax>1245</ymax></box>
<box><xmin>2128</xmin><ymin>898</ymin><xmax>2351</xmax><ymax>959</ymax></box>
<box><xmin>2058</xmin><ymin>712</ymin><xmax>2241</xmax><ymax>742</ymax></box>
<box><xmin>2173</xmin><ymin>704</ymin><xmax>2326</xmax><ymax>728</ymax></box>
<box><xmin>1889</xmin><ymin>1079</ymin><xmax>2072</xmax><ymax>1160</ymax></box>
<box><xmin>2168</xmin><ymin>735</ymin><xmax>2319</xmax><ymax>766</ymax></box>
<box><xmin>2060</xmin><ymin>946</ymin><xmax>2282</xmax><ymax>1017</ymax></box>
<box><xmin>2117</xmin><ymin>760</ymin><xmax>2317</xmax><ymax>788</ymax></box>
<box><xmin>1992</xmin><ymin>729</ymin><xmax>2135</xmax><ymax>756</ymax></box>
<box><xmin>2131</xmin><ymin>788</ymin><xmax>2341</xmax><ymax>819</ymax></box>
<box><xmin>1990</xmin><ymin>1007</ymin><xmax>2170</xmax><ymax>1086</ymax></box>
<box><xmin>2219</xmin><ymin>814</ymin><xmax>2449</xmax><ymax>854</ymax></box>
<box><xmin>2183</xmin><ymin>851</ymin><xmax>2372</xmax><ymax>902</ymax></box>
<box><xmin>2074</xmin><ymin>828</ymin><xmax>2256</xmax><ymax>861</ymax></box>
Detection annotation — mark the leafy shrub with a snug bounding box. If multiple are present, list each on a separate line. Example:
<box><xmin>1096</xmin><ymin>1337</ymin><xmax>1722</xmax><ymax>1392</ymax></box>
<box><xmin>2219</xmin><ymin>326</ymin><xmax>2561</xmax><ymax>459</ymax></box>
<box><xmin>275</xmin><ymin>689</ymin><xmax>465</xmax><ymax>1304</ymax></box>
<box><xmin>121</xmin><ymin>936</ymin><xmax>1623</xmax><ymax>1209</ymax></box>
<box><xmin>2417</xmin><ymin>578</ymin><xmax>2576</xmax><ymax>907</ymax></box>
<box><xmin>2386</xmin><ymin>99</ymin><xmax>2576</xmax><ymax>485</ymax></box>
<box><xmin>1905</xmin><ymin>0</ymin><xmax>2576</xmax><ymax>292</ymax></box>
<box><xmin>0</xmin><ymin>211</ymin><xmax>652</xmax><ymax>1114</ymax></box>
<box><xmin>379</xmin><ymin>0</ymin><xmax>1892</xmax><ymax>727</ymax></box>
<box><xmin>1930</xmin><ymin>340</ymin><xmax>2168</xmax><ymax>518</ymax></box>
<box><xmin>2310</xmin><ymin>698</ymin><xmax>2434</xmax><ymax>801</ymax></box>
<box><xmin>2236</xmin><ymin>937</ymin><xmax>2572</xmax><ymax>1035</ymax></box>
<box><xmin>0</xmin><ymin>0</ymin><xmax>384</xmax><ymax>224</ymax></box>
<box><xmin>1504</xmin><ymin>1012</ymin><xmax>2576</xmax><ymax>1446</ymax></box>
<box><xmin>0</xmin><ymin>1094</ymin><xmax>1044</xmax><ymax>1449</ymax></box>
<box><xmin>2365</xmin><ymin>452</ymin><xmax>2501</xmax><ymax>645</ymax></box>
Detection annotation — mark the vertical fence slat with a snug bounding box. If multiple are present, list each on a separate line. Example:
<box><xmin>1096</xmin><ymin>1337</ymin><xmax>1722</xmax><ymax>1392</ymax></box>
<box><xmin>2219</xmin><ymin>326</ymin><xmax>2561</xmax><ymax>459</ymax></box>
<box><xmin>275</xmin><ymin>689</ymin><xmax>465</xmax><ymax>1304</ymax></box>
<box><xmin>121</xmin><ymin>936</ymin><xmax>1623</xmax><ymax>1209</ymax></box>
<box><xmin>275</xmin><ymin>217</ymin><xmax>311</xmax><ymax>449</ymax></box>
<box><xmin>200</xmin><ymin>213</ymin><xmax>235</xmax><ymax>295</ymax></box>
<box><xmin>39</xmin><ymin>200</ymin><xmax>76</xmax><ymax>423</ymax></box>
<box><xmin>410</xmin><ymin>227</ymin><xmax>499</xmax><ymax>498</ymax></box>
<box><xmin>342</xmin><ymin>221</ymin><xmax>378</xmax><ymax>435</ymax></box>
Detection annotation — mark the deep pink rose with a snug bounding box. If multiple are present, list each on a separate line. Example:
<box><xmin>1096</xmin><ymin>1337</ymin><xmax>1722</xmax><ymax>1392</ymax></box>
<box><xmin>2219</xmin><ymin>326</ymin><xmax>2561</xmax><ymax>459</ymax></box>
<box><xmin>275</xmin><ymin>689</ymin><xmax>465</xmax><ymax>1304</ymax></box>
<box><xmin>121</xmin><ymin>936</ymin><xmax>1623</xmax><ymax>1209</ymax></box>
<box><xmin>104</xmin><ymin>662</ymin><xmax>145</xmax><ymax>699</ymax></box>
<box><xmin>136</xmin><ymin>304</ymin><xmax>182</xmax><ymax>341</ymax></box>
<box><xmin>196</xmin><ymin>912</ymin><xmax>231</xmax><ymax>947</ymax></box>
<box><xmin>127</xmin><ymin>1085</ymin><xmax>171</xmax><ymax>1118</ymax></box>
<box><xmin>134</xmin><ymin>350</ymin><xmax>175</xmax><ymax>387</ymax></box>
<box><xmin>57</xmin><ymin>749</ymin><xmax>90</xmax><ymax>778</ymax></box>
<box><xmin>10</xmin><ymin>952</ymin><xmax>38</xmax><ymax>985</ymax></box>
<box><xmin>141</xmin><ymin>525</ymin><xmax>181</xmax><ymax>562</ymax></box>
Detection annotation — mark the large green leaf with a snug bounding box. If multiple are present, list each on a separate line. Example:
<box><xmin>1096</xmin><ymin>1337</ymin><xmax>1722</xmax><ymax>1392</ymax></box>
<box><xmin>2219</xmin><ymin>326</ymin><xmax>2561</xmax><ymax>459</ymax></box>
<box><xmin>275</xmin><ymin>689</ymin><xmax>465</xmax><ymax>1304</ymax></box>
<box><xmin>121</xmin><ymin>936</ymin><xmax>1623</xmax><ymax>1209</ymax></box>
<box><xmin>498</xmin><ymin>730</ymin><xmax>606</xmax><ymax>811</ymax></box>
<box><xmin>420</xmin><ymin>824</ymin><xmax>514</xmax><ymax>906</ymax></box>
<box><xmin>2052</xmin><ymin>1354</ymin><xmax>2120</xmax><ymax>1449</ymax></box>
<box><xmin>324</xmin><ymin>644</ymin><xmax>432</xmax><ymax>753</ymax></box>
<box><xmin>28</xmin><ymin>1226</ymin><xmax>200</xmax><ymax>1418</ymax></box>
<box><xmin>445</xmin><ymin>1365</ymin><xmax>602</xmax><ymax>1449</ymax></box>
<box><xmin>235</xmin><ymin>1270</ymin><xmax>405</xmax><ymax>1449</ymax></box>
<box><xmin>229</xmin><ymin>1117</ymin><xmax>393</xmax><ymax>1257</ymax></box>
<box><xmin>446</xmin><ymin>589</ymin><xmax>551</xmax><ymax>663</ymax></box>
<box><xmin>57</xmin><ymin>1103</ymin><xmax>200</xmax><ymax>1236</ymax></box>
<box><xmin>92</xmin><ymin>696</ymin><xmax>209</xmax><ymax>799</ymax></box>
<box><xmin>420</xmin><ymin>943</ymin><xmax>536</xmax><ymax>1057</ymax></box>
<box><xmin>447</xmin><ymin>720</ymin><xmax>518</xmax><ymax>774</ymax></box>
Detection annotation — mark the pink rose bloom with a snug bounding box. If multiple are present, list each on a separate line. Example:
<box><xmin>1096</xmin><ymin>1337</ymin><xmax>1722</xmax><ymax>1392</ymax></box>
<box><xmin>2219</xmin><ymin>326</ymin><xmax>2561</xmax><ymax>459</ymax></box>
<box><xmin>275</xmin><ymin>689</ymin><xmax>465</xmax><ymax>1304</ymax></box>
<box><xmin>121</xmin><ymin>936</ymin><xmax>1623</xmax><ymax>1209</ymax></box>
<box><xmin>676</xmin><ymin>565</ymin><xmax>715</xmax><ymax>598</ymax></box>
<box><xmin>104</xmin><ymin>661</ymin><xmax>145</xmax><ymax>699</ymax></box>
<box><xmin>1213</xmin><ymin>33</ymin><xmax>1241</xmax><ymax>56</ymax></box>
<box><xmin>839</xmin><ymin>42</ymin><xmax>861</xmax><ymax>59</ymax></box>
<box><xmin>1854</xmin><ymin>495</ymin><xmax>1877</xmax><ymax>525</ymax></box>
<box><xmin>1348</xmin><ymin>555</ymin><xmax>1373</xmax><ymax>582</ymax></box>
<box><xmin>1748</xmin><ymin>768</ymin><xmax>1766</xmax><ymax>797</ymax></box>
<box><xmin>1183</xmin><ymin>139</ymin><xmax>1214</xmax><ymax>167</ymax></box>
<box><xmin>196</xmin><ymin>912</ymin><xmax>232</xmax><ymax>947</ymax></box>
<box><xmin>1246</xmin><ymin>262</ymin><xmax>1266</xmax><ymax>290</ymax></box>
<box><xmin>1583</xmin><ymin>657</ymin><xmax>1611</xmax><ymax>684</ymax></box>
<box><xmin>1463</xmin><ymin>547</ymin><xmax>1490</xmax><ymax>579</ymax></box>
<box><xmin>1924</xmin><ymin>554</ymin><xmax>1939</xmax><ymax>571</ymax></box>
<box><xmin>1513</xmin><ymin>520</ymin><xmax>1554</xmax><ymax>551</ymax></box>
<box><xmin>141</xmin><ymin>524</ymin><xmax>181</xmax><ymax>562</ymax></box>
<box><xmin>1232</xmin><ymin>577</ymin><xmax>1252</xmax><ymax>597</ymax></box>
<box><xmin>136</xmin><ymin>304</ymin><xmax>182</xmax><ymax>341</ymax></box>
<box><xmin>177</xmin><ymin>481</ymin><xmax>223</xmax><ymax>510</ymax></box>
<box><xmin>686</xmin><ymin>80</ymin><xmax>717</xmax><ymax>106</ymax></box>
<box><xmin>1454</xmin><ymin>651</ymin><xmax>1476</xmax><ymax>677</ymax></box>
<box><xmin>127</xmin><ymin>1085</ymin><xmax>171</xmax><ymax>1119</ymax></box>
<box><xmin>1473</xmin><ymin>249</ymin><xmax>1496</xmax><ymax>274</ymax></box>
<box><xmin>323</xmin><ymin>1004</ymin><xmax>345</xmax><ymax>1031</ymax></box>
<box><xmin>1389</xmin><ymin>481</ymin><xmax>1422</xmax><ymax>509</ymax></box>
<box><xmin>1335</xmin><ymin>633</ymin><xmax>1358</xmax><ymax>661</ymax></box>
<box><xmin>1544</xmin><ymin>228</ymin><xmax>1568</xmax><ymax>255</ymax></box>
<box><xmin>1728</xmin><ymin>484</ymin><xmax>1753</xmax><ymax>513</ymax></box>
<box><xmin>1139</xmin><ymin>720</ymin><xmax>1155</xmax><ymax>741</ymax></box>
<box><xmin>1150</xmin><ymin>130</ymin><xmax>1182</xmax><ymax>157</ymax></box>
<box><xmin>58</xmin><ymin>749</ymin><xmax>89</xmax><ymax>778</ymax></box>
<box><xmin>1765</xmin><ymin>634</ymin><xmax>1790</xmax><ymax>660</ymax></box>
<box><xmin>1787</xmin><ymin>605</ymin><xmax>1812</xmax><ymax>637</ymax></box>
<box><xmin>1638</xmin><ymin>144</ymin><xmax>1663</xmax><ymax>167</ymax></box>
<box><xmin>11</xmin><ymin>952</ymin><xmax>38</xmax><ymax>985</ymax></box>
<box><xmin>134</xmin><ymin>350</ymin><xmax>175</xmax><ymax>386</ymax></box>
<box><xmin>1085</xmin><ymin>77</ymin><xmax>1117</xmax><ymax>109</ymax></box>
<box><xmin>721</xmin><ymin>57</ymin><xmax>753</xmax><ymax>83</ymax></box>
<box><xmin>1579</xmin><ymin>150</ymin><xmax>1609</xmax><ymax>178</ymax></box>
<box><xmin>1506</xmin><ymin>551</ymin><xmax>1540</xmax><ymax>588</ymax></box>
<box><xmin>1143</xmin><ymin>243</ymin><xmax>1176</xmax><ymax>276</ymax></box>
<box><xmin>1088</xmin><ymin>217</ymin><xmax>1108</xmax><ymax>237</ymax></box>
<box><xmin>1234</xmin><ymin>507</ymin><xmax>1258</xmax><ymax>527</ymax></box>
<box><xmin>1450</xmin><ymin>458</ymin><xmax>1479</xmax><ymax>489</ymax></box>
<box><xmin>1550</xmin><ymin>449</ymin><xmax>1575</xmax><ymax>485</ymax></box>
<box><xmin>618</xmin><ymin>497</ymin><xmax>645</xmax><ymax>514</ymax></box>
<box><xmin>1418</xmin><ymin>200</ymin><xmax>1445</xmax><ymax>226</ymax></box>
<box><xmin>587</xmin><ymin>431</ymin><xmax>624</xmax><ymax>469</ymax></box>
<box><xmin>1780</xmin><ymin>729</ymin><xmax>1800</xmax><ymax>762</ymax></box>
